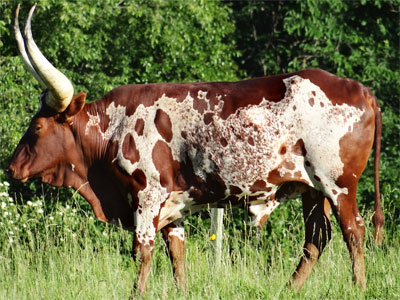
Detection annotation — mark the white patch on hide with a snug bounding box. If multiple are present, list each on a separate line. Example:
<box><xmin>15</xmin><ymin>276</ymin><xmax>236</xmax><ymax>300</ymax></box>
<box><xmin>249</xmin><ymin>201</ymin><xmax>280</xmax><ymax>228</ymax></box>
<box><xmin>168</xmin><ymin>226</ymin><xmax>185</xmax><ymax>242</ymax></box>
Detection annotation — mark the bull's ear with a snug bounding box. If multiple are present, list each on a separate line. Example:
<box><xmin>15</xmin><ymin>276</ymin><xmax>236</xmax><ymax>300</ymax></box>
<box><xmin>59</xmin><ymin>92</ymin><xmax>86</xmax><ymax>123</ymax></box>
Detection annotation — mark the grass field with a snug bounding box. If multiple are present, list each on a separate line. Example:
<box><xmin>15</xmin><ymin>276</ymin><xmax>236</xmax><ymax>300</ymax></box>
<box><xmin>0</xmin><ymin>183</ymin><xmax>399</xmax><ymax>300</ymax></box>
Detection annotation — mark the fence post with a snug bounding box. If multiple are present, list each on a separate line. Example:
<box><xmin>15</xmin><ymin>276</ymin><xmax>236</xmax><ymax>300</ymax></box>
<box><xmin>210</xmin><ymin>207</ymin><xmax>224</xmax><ymax>266</ymax></box>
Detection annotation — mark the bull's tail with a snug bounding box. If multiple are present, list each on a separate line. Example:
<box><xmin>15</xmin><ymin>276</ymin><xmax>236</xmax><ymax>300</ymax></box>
<box><xmin>371</xmin><ymin>92</ymin><xmax>383</xmax><ymax>245</ymax></box>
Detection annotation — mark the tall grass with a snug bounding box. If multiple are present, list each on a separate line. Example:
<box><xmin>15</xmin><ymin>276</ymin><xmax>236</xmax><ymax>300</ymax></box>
<box><xmin>0</xmin><ymin>180</ymin><xmax>398</xmax><ymax>300</ymax></box>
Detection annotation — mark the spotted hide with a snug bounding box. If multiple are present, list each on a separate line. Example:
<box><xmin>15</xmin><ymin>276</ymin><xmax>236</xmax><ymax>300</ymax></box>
<box><xmin>7</xmin><ymin>5</ymin><xmax>383</xmax><ymax>295</ymax></box>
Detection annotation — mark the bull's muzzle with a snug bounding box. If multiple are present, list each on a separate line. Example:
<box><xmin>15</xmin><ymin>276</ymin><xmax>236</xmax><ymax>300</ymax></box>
<box><xmin>4</xmin><ymin>165</ymin><xmax>15</xmax><ymax>178</ymax></box>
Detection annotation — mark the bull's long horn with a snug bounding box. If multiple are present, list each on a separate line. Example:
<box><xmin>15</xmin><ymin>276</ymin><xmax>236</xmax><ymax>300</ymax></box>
<box><xmin>24</xmin><ymin>3</ymin><xmax>74</xmax><ymax>112</ymax></box>
<box><xmin>14</xmin><ymin>4</ymin><xmax>46</xmax><ymax>89</ymax></box>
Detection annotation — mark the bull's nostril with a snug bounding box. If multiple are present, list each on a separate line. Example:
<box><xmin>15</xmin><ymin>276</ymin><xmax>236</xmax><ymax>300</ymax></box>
<box><xmin>5</xmin><ymin>166</ymin><xmax>15</xmax><ymax>177</ymax></box>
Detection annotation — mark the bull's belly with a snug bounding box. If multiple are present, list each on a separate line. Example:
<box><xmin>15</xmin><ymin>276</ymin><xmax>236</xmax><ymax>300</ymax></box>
<box><xmin>157</xmin><ymin>177</ymin><xmax>309</xmax><ymax>230</ymax></box>
<box><xmin>157</xmin><ymin>182</ymin><xmax>308</xmax><ymax>230</ymax></box>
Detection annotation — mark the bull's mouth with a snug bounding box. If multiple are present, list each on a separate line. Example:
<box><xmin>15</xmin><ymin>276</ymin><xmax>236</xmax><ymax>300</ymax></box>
<box><xmin>41</xmin><ymin>175</ymin><xmax>52</xmax><ymax>184</ymax></box>
<box><xmin>5</xmin><ymin>167</ymin><xmax>30</xmax><ymax>182</ymax></box>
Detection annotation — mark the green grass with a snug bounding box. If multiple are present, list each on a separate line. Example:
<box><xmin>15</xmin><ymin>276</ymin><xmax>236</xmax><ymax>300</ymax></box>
<box><xmin>0</xmin><ymin>182</ymin><xmax>399</xmax><ymax>300</ymax></box>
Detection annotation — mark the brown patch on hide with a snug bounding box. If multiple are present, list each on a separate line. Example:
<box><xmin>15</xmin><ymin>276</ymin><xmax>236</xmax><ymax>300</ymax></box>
<box><xmin>122</xmin><ymin>133</ymin><xmax>140</xmax><ymax>164</ymax></box>
<box><xmin>152</xmin><ymin>140</ymin><xmax>181</xmax><ymax>192</ymax></box>
<box><xmin>283</xmin><ymin>160</ymin><xmax>295</xmax><ymax>170</ymax></box>
<box><xmin>249</xmin><ymin>180</ymin><xmax>267</xmax><ymax>193</ymax></box>
<box><xmin>279</xmin><ymin>145</ymin><xmax>287</xmax><ymax>155</ymax></box>
<box><xmin>203</xmin><ymin>113</ymin><xmax>214</xmax><ymax>125</ymax></box>
<box><xmin>293</xmin><ymin>139</ymin><xmax>307</xmax><ymax>156</ymax></box>
<box><xmin>230</xmin><ymin>185</ymin><xmax>242</xmax><ymax>195</ymax></box>
<box><xmin>267</xmin><ymin>168</ymin><xmax>303</xmax><ymax>185</ymax></box>
<box><xmin>248</xmin><ymin>136</ymin><xmax>255</xmax><ymax>146</ymax></box>
<box><xmin>220</xmin><ymin>137</ymin><xmax>228</xmax><ymax>147</ymax></box>
<box><xmin>193</xmin><ymin>93</ymin><xmax>207</xmax><ymax>115</ymax></box>
<box><xmin>155</xmin><ymin>109</ymin><xmax>173</xmax><ymax>142</ymax></box>
<box><xmin>132</xmin><ymin>169</ymin><xmax>147</xmax><ymax>191</ymax></box>
<box><xmin>135</xmin><ymin>118</ymin><xmax>145</xmax><ymax>136</ymax></box>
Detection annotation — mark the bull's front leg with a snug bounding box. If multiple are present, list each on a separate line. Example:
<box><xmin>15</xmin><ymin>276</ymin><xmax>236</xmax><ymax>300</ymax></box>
<box><xmin>131</xmin><ymin>207</ymin><xmax>159</xmax><ymax>295</ymax></box>
<box><xmin>132</xmin><ymin>233</ymin><xmax>154</xmax><ymax>295</ymax></box>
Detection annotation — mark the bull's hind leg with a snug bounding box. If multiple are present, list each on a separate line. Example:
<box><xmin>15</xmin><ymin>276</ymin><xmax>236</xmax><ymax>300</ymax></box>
<box><xmin>331</xmin><ymin>192</ymin><xmax>366</xmax><ymax>288</ymax></box>
<box><xmin>291</xmin><ymin>189</ymin><xmax>331</xmax><ymax>290</ymax></box>
<box><xmin>161</xmin><ymin>219</ymin><xmax>186</xmax><ymax>292</ymax></box>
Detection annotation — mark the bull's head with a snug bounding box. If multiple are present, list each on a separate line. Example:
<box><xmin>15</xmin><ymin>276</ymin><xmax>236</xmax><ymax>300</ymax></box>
<box><xmin>5</xmin><ymin>4</ymin><xmax>86</xmax><ymax>187</ymax></box>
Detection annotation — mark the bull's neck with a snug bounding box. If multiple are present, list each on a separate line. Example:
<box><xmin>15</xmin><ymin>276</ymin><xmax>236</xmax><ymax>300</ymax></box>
<box><xmin>73</xmin><ymin>100</ymin><xmax>117</xmax><ymax>167</ymax></box>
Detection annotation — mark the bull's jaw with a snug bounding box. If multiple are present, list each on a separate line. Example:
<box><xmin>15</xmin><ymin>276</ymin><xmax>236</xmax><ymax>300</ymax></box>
<box><xmin>39</xmin><ymin>164</ymin><xmax>78</xmax><ymax>188</ymax></box>
<box><xmin>20</xmin><ymin>177</ymin><xmax>29</xmax><ymax>183</ymax></box>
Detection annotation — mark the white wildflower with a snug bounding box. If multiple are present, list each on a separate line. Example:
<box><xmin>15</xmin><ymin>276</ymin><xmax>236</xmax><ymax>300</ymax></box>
<box><xmin>3</xmin><ymin>211</ymin><xmax>9</xmax><ymax>216</ymax></box>
<box><xmin>4</xmin><ymin>182</ymin><xmax>10</xmax><ymax>187</ymax></box>
<box><xmin>37</xmin><ymin>208</ymin><xmax>44</xmax><ymax>214</ymax></box>
<box><xmin>8</xmin><ymin>197</ymin><xmax>13</xmax><ymax>202</ymax></box>
<box><xmin>49</xmin><ymin>216</ymin><xmax>54</xmax><ymax>221</ymax></box>
<box><xmin>27</xmin><ymin>201</ymin><xmax>33</xmax><ymax>206</ymax></box>
<box><xmin>9</xmin><ymin>237</ymin><xmax>14</xmax><ymax>244</ymax></box>
<box><xmin>1</xmin><ymin>202</ymin><xmax>6</xmax><ymax>209</ymax></box>
<box><xmin>0</xmin><ymin>192</ymin><xmax>8</xmax><ymax>197</ymax></box>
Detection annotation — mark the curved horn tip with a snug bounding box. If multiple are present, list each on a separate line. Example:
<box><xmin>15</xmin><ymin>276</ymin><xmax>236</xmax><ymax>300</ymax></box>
<box><xmin>31</xmin><ymin>3</ymin><xmax>38</xmax><ymax>13</ymax></box>
<box><xmin>14</xmin><ymin>4</ymin><xmax>20</xmax><ymax>31</ymax></box>
<box><xmin>25</xmin><ymin>3</ymin><xmax>38</xmax><ymax>35</ymax></box>
<box><xmin>15</xmin><ymin>3</ymin><xmax>20</xmax><ymax>17</ymax></box>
